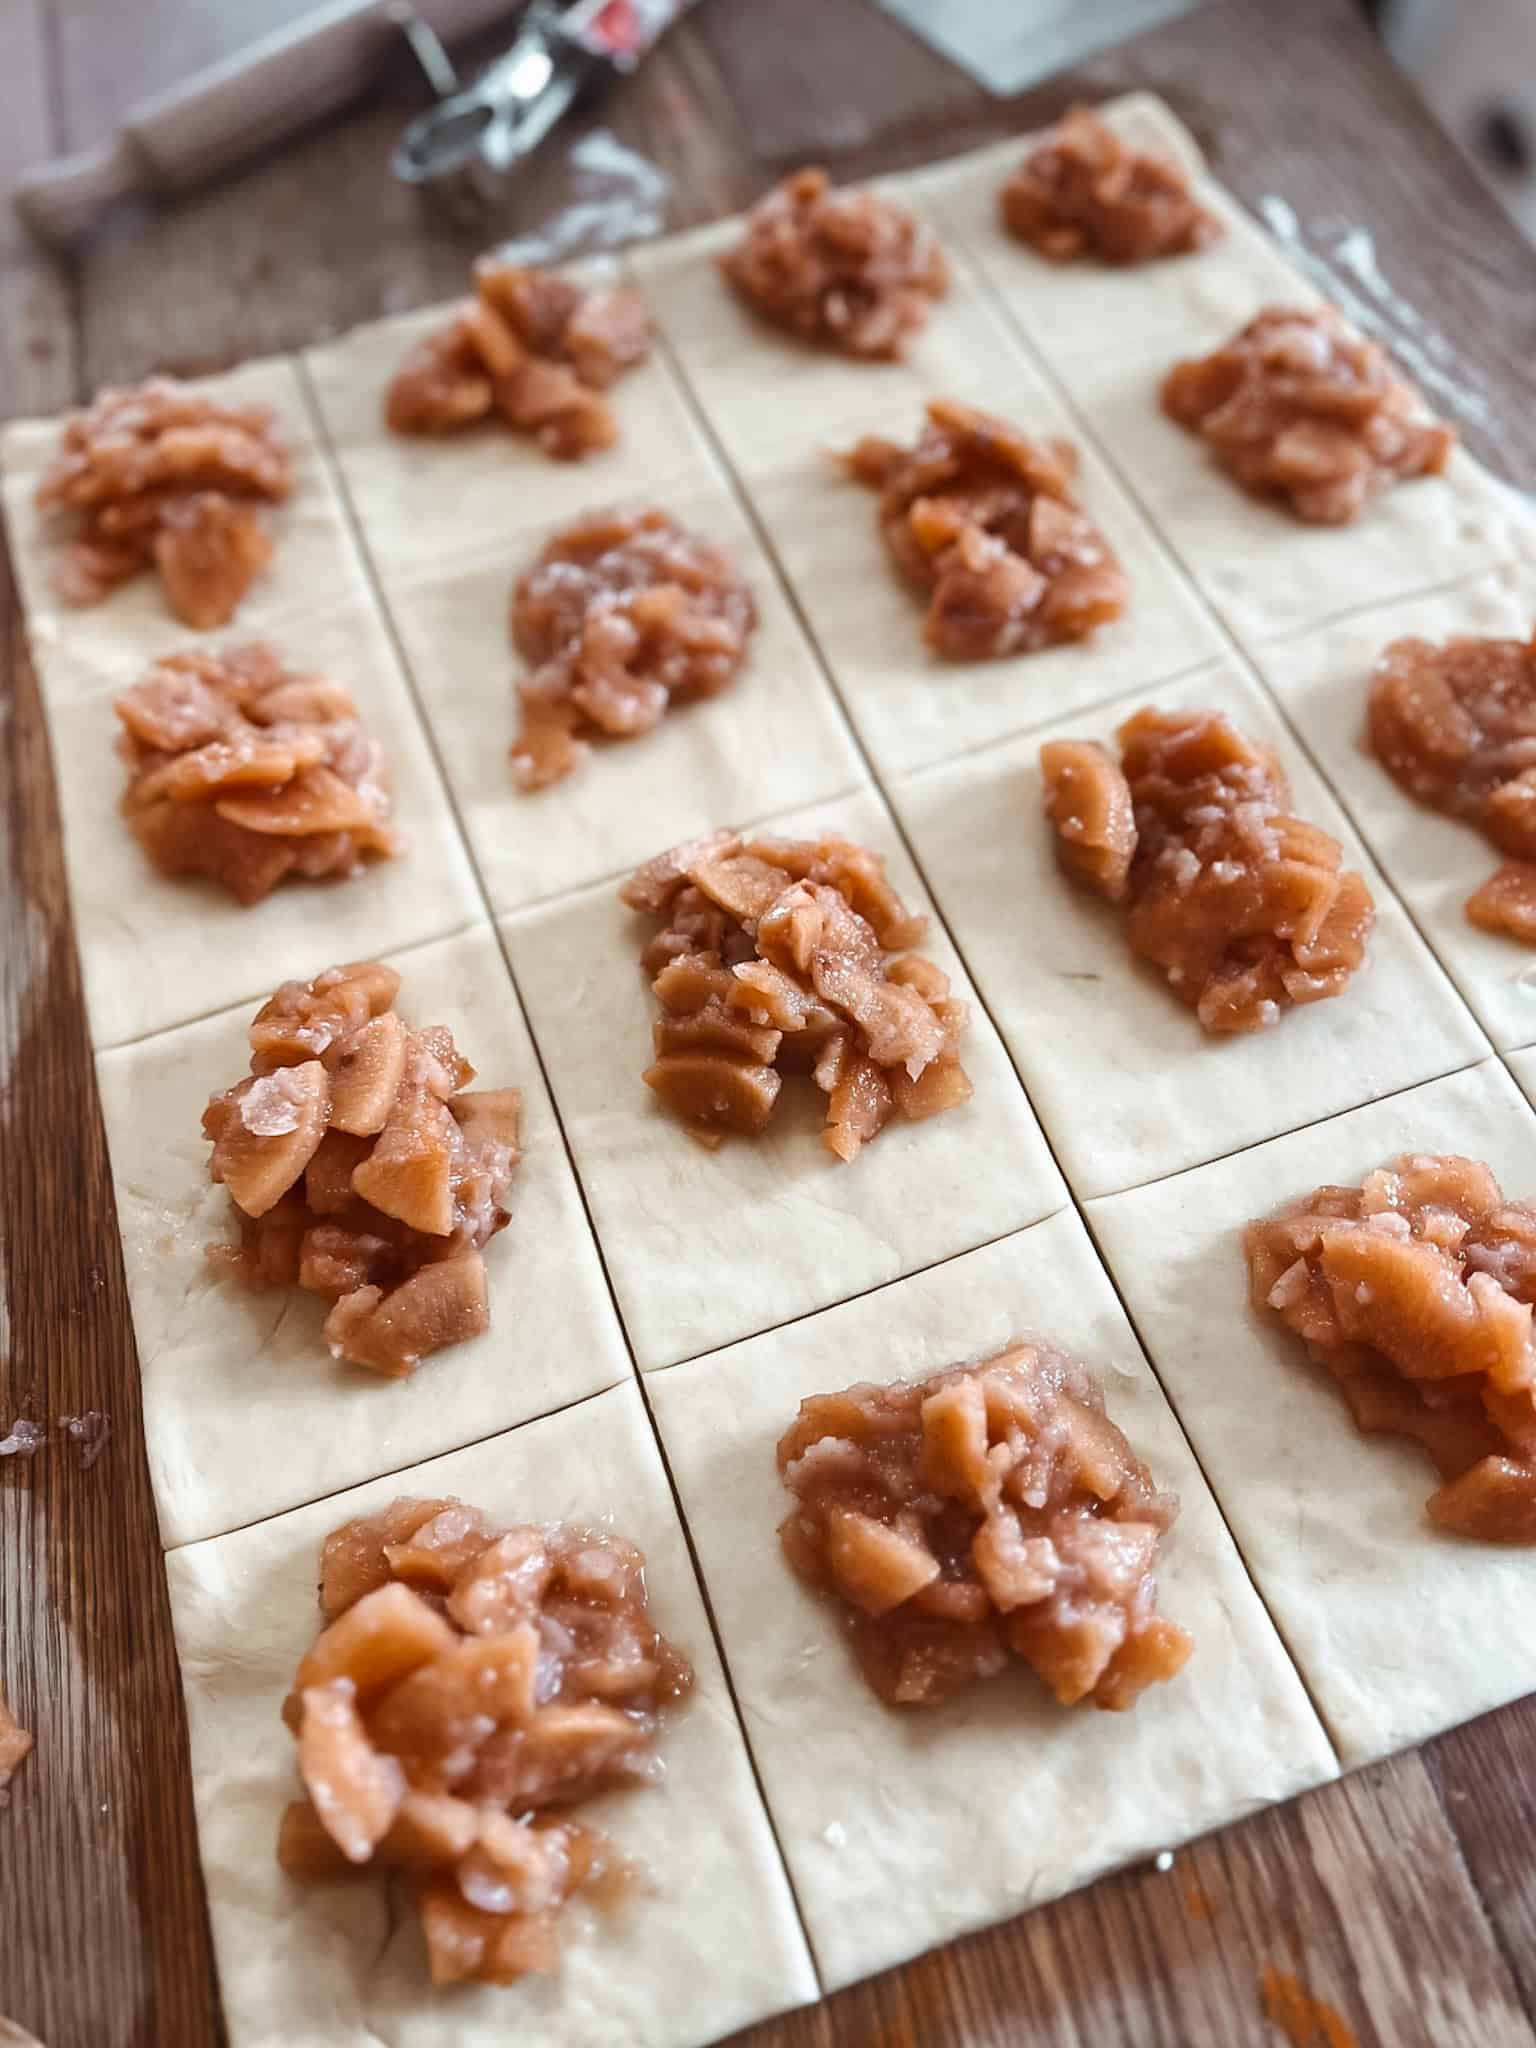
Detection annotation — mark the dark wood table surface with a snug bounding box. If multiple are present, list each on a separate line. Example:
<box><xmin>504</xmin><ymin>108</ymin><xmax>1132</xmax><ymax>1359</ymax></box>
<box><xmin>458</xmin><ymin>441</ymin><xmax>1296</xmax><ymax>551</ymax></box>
<box><xmin>4</xmin><ymin>1</ymin><xmax>1536</xmax><ymax>2043</ymax></box>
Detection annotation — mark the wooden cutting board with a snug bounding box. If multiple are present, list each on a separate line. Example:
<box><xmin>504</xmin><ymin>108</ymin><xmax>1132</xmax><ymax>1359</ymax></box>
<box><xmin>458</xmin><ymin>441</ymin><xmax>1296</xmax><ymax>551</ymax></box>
<box><xmin>3</xmin><ymin>1</ymin><xmax>1536</xmax><ymax>2043</ymax></box>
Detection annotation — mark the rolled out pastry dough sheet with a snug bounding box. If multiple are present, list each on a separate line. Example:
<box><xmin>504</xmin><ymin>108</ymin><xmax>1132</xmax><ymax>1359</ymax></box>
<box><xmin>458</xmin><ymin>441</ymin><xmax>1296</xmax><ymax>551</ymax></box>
<box><xmin>1253</xmin><ymin>563</ymin><xmax>1536</xmax><ymax>1053</ymax></box>
<box><xmin>165</xmin><ymin>1377</ymin><xmax>819</xmax><ymax>2048</ymax></box>
<box><xmin>913</xmin><ymin>95</ymin><xmax>1326</xmax><ymax>365</ymax></box>
<box><xmin>736</xmin><ymin>367</ymin><xmax>1223</xmax><ymax>780</ymax></box>
<box><xmin>890</xmin><ymin>655</ymin><xmax>1490</xmax><ymax>1199</ymax></box>
<box><xmin>373</xmin><ymin>471</ymin><xmax>866</xmax><ymax>916</ymax></box>
<box><xmin>97</xmin><ymin>922</ymin><xmax>632</xmax><ymax>1546</ymax></box>
<box><xmin>501</xmin><ymin>785</ymin><xmax>1067</xmax><ymax>1370</ymax></box>
<box><xmin>648</xmin><ymin>1208</ymin><xmax>1337</xmax><ymax>1991</ymax></box>
<box><xmin>1</xmin><ymin>359</ymin><xmax>483</xmax><ymax>1049</ymax></box>
<box><xmin>1088</xmin><ymin>1059</ymin><xmax>1536</xmax><ymax>1764</ymax></box>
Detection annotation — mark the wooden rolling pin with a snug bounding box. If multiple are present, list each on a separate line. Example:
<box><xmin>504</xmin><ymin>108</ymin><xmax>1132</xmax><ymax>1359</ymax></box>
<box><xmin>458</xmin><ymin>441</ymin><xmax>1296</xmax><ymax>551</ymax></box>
<box><xmin>11</xmin><ymin>0</ymin><xmax>518</xmax><ymax>247</ymax></box>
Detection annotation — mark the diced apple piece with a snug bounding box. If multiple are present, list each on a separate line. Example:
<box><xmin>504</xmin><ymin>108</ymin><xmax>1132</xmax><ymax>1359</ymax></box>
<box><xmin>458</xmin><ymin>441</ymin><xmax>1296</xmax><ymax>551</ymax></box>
<box><xmin>450</xmin><ymin>1087</ymin><xmax>523</xmax><ymax>1157</ymax></box>
<box><xmin>324</xmin><ymin>1258</ymin><xmax>490</xmax><ymax>1376</ymax></box>
<box><xmin>293</xmin><ymin>1582</ymin><xmax>457</xmax><ymax>1709</ymax></box>
<box><xmin>298</xmin><ymin>1682</ymin><xmax>406</xmax><ymax>1863</ymax></box>
<box><xmin>208</xmin><ymin>1061</ymin><xmax>329</xmax><ymax>1218</ymax></box>
<box><xmin>318</xmin><ymin>1497</ymin><xmax>458</xmax><ymax>1618</ymax></box>
<box><xmin>325</xmin><ymin>1012</ymin><xmax>408</xmax><ymax>1136</ymax></box>
<box><xmin>215</xmin><ymin>764</ymin><xmax>375</xmax><ymax>837</ymax></box>
<box><xmin>446</xmin><ymin>1527</ymin><xmax>552</xmax><ymax>1635</ymax></box>
<box><xmin>379</xmin><ymin>1790</ymin><xmax>479</xmax><ymax>1870</ymax></box>
<box><xmin>369</xmin><ymin>1624</ymin><xmax>539</xmax><ymax>1770</ymax></box>
<box><xmin>351</xmin><ymin>1096</ymin><xmax>456</xmax><ymax>1235</ymax></box>
<box><xmin>641</xmin><ymin>1053</ymin><xmax>780</xmax><ymax>1136</ymax></box>
<box><xmin>384</xmin><ymin>1503</ymin><xmax>498</xmax><ymax>1591</ymax></box>
<box><xmin>825</xmin><ymin>1508</ymin><xmax>940</xmax><ymax>1617</ymax></box>
<box><xmin>304</xmin><ymin>1129</ymin><xmax>372</xmax><ymax>1215</ymax></box>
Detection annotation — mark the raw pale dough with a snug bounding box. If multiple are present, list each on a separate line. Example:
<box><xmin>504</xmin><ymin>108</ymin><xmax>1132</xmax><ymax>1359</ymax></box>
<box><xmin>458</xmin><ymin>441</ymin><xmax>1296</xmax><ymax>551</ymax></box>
<box><xmin>1254</xmin><ymin>563</ymin><xmax>1536</xmax><ymax>1052</ymax></box>
<box><xmin>501</xmin><ymin>787</ymin><xmax>1066</xmax><ymax>1369</ymax></box>
<box><xmin>890</xmin><ymin>656</ymin><xmax>1489</xmax><ymax>1198</ymax></box>
<box><xmin>96</xmin><ymin>924</ymin><xmax>631</xmax><ymax>1546</ymax></box>
<box><xmin>166</xmin><ymin>1377</ymin><xmax>818</xmax><ymax>2048</ymax></box>
<box><xmin>629</xmin><ymin>205</ymin><xmax>1023</xmax><ymax>469</ymax></box>
<box><xmin>373</xmin><ymin>474</ymin><xmax>865</xmax><ymax>916</ymax></box>
<box><xmin>742</xmin><ymin>366</ymin><xmax>1222</xmax><ymax>779</ymax></box>
<box><xmin>1050</xmin><ymin>340</ymin><xmax>1532</xmax><ymax>648</ymax></box>
<box><xmin>1088</xmin><ymin>1058</ymin><xmax>1536</xmax><ymax>1764</ymax></box>
<box><xmin>649</xmin><ymin>1208</ymin><xmax>1336</xmax><ymax>1990</ymax></box>
<box><xmin>912</xmin><ymin>94</ymin><xmax>1323</xmax><ymax>369</ymax></box>
<box><xmin>1</xmin><ymin>359</ymin><xmax>481</xmax><ymax>1049</ymax></box>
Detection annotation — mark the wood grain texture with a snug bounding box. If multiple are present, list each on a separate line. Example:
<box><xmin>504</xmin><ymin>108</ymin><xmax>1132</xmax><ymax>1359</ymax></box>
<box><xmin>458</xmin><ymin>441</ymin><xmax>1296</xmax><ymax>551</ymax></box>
<box><xmin>3</xmin><ymin>1</ymin><xmax>1536</xmax><ymax>2045</ymax></box>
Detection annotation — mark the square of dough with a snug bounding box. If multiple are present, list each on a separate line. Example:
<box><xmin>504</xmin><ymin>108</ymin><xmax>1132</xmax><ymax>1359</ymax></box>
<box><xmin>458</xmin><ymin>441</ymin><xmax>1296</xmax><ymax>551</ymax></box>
<box><xmin>302</xmin><ymin>268</ymin><xmax>718</xmax><ymax>587</ymax></box>
<box><xmin>739</xmin><ymin>368</ymin><xmax>1223</xmax><ymax>779</ymax></box>
<box><xmin>631</xmin><ymin>204</ymin><xmax>1027</xmax><ymax>470</ymax></box>
<box><xmin>500</xmin><ymin>786</ymin><xmax>1067</xmax><ymax>1369</ymax></box>
<box><xmin>96</xmin><ymin>923</ymin><xmax>631</xmax><ymax>1546</ymax></box>
<box><xmin>916</xmin><ymin>94</ymin><xmax>1323</xmax><ymax>371</ymax></box>
<box><xmin>1050</xmin><ymin>338</ymin><xmax>1533</xmax><ymax>648</ymax></box>
<box><xmin>648</xmin><ymin>1209</ymin><xmax>1337</xmax><ymax>1991</ymax></box>
<box><xmin>1253</xmin><ymin>564</ymin><xmax>1536</xmax><ymax>1052</ymax></box>
<box><xmin>889</xmin><ymin>656</ymin><xmax>1489</xmax><ymax>1198</ymax></box>
<box><xmin>380</xmin><ymin>472</ymin><xmax>866</xmax><ymax>915</ymax></box>
<box><xmin>1</xmin><ymin>360</ymin><xmax>483</xmax><ymax>1049</ymax></box>
<box><xmin>165</xmin><ymin>1377</ymin><xmax>818</xmax><ymax>2048</ymax></box>
<box><xmin>1088</xmin><ymin>1058</ymin><xmax>1536</xmax><ymax>1765</ymax></box>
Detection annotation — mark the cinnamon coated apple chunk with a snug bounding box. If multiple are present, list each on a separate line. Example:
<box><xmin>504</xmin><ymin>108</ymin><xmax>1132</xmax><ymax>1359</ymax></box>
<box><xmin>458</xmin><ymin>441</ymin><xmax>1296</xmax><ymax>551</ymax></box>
<box><xmin>203</xmin><ymin>962</ymin><xmax>521</xmax><ymax>1377</ymax></box>
<box><xmin>114</xmin><ymin>643</ymin><xmax>398</xmax><ymax>904</ymax></box>
<box><xmin>278</xmin><ymin>1498</ymin><xmax>694</xmax><ymax>1987</ymax></box>
<box><xmin>620</xmin><ymin>828</ymin><xmax>972</xmax><ymax>1161</ymax></box>
<box><xmin>1042</xmin><ymin>707</ymin><xmax>1375</xmax><ymax>1033</ymax></box>
<box><xmin>777</xmin><ymin>1343</ymin><xmax>1192</xmax><ymax>1709</ymax></box>
<box><xmin>1246</xmin><ymin>1154</ymin><xmax>1536</xmax><ymax>1542</ymax></box>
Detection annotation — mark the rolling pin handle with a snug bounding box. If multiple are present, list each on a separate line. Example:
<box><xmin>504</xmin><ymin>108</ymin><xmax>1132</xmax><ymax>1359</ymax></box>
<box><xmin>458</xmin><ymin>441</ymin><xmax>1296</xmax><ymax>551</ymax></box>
<box><xmin>12</xmin><ymin>136</ymin><xmax>145</xmax><ymax>249</ymax></box>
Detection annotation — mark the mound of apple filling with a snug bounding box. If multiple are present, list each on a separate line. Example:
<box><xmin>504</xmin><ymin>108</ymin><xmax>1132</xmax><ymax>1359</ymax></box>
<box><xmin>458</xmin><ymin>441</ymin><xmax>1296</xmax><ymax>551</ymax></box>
<box><xmin>1042</xmin><ymin>706</ymin><xmax>1374</xmax><ymax>1033</ymax></box>
<box><xmin>203</xmin><ymin>962</ymin><xmax>520</xmax><ymax>1376</ymax></box>
<box><xmin>621</xmin><ymin>828</ymin><xmax>971</xmax><ymax>1160</ymax></box>
<box><xmin>777</xmin><ymin>1342</ymin><xmax>1192</xmax><ymax>1709</ymax></box>
<box><xmin>1162</xmin><ymin>306</ymin><xmax>1455</xmax><ymax>524</ymax></box>
<box><xmin>1369</xmin><ymin>627</ymin><xmax>1536</xmax><ymax>943</ymax></box>
<box><xmin>114</xmin><ymin>643</ymin><xmax>398</xmax><ymax>905</ymax></box>
<box><xmin>1246</xmin><ymin>1154</ymin><xmax>1536</xmax><ymax>1541</ymax></box>
<box><xmin>279</xmin><ymin>1498</ymin><xmax>693</xmax><ymax>1986</ymax></box>
<box><xmin>841</xmin><ymin>398</ymin><xmax>1128</xmax><ymax>659</ymax></box>
<box><xmin>385</xmin><ymin>259</ymin><xmax>650</xmax><ymax>460</ymax></box>
<box><xmin>510</xmin><ymin>505</ymin><xmax>757</xmax><ymax>791</ymax></box>
<box><xmin>718</xmin><ymin>166</ymin><xmax>948</xmax><ymax>360</ymax></box>
<box><xmin>36</xmin><ymin>375</ymin><xmax>291</xmax><ymax>626</ymax></box>
<box><xmin>1000</xmin><ymin>105</ymin><xmax>1223</xmax><ymax>266</ymax></box>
